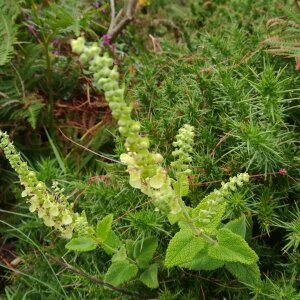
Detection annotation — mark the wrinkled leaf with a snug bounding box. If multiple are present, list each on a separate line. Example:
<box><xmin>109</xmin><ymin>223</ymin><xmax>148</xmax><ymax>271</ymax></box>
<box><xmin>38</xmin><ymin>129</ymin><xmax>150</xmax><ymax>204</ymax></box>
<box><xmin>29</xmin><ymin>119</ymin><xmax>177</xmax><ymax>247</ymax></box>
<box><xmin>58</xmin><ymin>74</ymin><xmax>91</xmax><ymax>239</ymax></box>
<box><xmin>225</xmin><ymin>262</ymin><xmax>261</xmax><ymax>287</ymax></box>
<box><xmin>165</xmin><ymin>229</ymin><xmax>205</xmax><ymax>267</ymax></box>
<box><xmin>102</xmin><ymin>230</ymin><xmax>122</xmax><ymax>255</ymax></box>
<box><xmin>182</xmin><ymin>247</ymin><xmax>224</xmax><ymax>271</ymax></box>
<box><xmin>208</xmin><ymin>228</ymin><xmax>258</xmax><ymax>265</ymax></box>
<box><xmin>133</xmin><ymin>237</ymin><xmax>158</xmax><ymax>269</ymax></box>
<box><xmin>105</xmin><ymin>260</ymin><xmax>138</xmax><ymax>286</ymax></box>
<box><xmin>140</xmin><ymin>263</ymin><xmax>159</xmax><ymax>289</ymax></box>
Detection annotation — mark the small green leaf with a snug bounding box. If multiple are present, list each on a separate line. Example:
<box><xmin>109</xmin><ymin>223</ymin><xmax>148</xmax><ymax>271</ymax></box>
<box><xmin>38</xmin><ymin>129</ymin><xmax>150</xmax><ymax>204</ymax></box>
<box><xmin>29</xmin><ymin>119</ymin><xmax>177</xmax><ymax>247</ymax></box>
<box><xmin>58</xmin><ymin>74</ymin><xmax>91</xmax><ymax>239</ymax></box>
<box><xmin>65</xmin><ymin>237</ymin><xmax>97</xmax><ymax>252</ymax></box>
<box><xmin>223</xmin><ymin>215</ymin><xmax>247</xmax><ymax>238</ymax></box>
<box><xmin>225</xmin><ymin>262</ymin><xmax>261</xmax><ymax>287</ymax></box>
<box><xmin>112</xmin><ymin>245</ymin><xmax>127</xmax><ymax>262</ymax></box>
<box><xmin>102</xmin><ymin>230</ymin><xmax>122</xmax><ymax>255</ymax></box>
<box><xmin>173</xmin><ymin>174</ymin><xmax>189</xmax><ymax>197</ymax></box>
<box><xmin>208</xmin><ymin>228</ymin><xmax>258</xmax><ymax>265</ymax></box>
<box><xmin>165</xmin><ymin>229</ymin><xmax>205</xmax><ymax>268</ymax></box>
<box><xmin>133</xmin><ymin>237</ymin><xmax>158</xmax><ymax>269</ymax></box>
<box><xmin>140</xmin><ymin>263</ymin><xmax>159</xmax><ymax>289</ymax></box>
<box><xmin>105</xmin><ymin>260</ymin><xmax>138</xmax><ymax>286</ymax></box>
<box><xmin>182</xmin><ymin>247</ymin><xmax>224</xmax><ymax>271</ymax></box>
<box><xmin>96</xmin><ymin>214</ymin><xmax>113</xmax><ymax>243</ymax></box>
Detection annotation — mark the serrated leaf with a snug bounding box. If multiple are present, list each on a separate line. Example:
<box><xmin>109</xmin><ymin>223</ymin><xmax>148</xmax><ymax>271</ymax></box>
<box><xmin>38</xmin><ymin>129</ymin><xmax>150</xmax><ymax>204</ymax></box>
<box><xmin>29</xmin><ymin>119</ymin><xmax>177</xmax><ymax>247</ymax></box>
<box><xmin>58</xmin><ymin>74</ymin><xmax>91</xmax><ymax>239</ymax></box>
<box><xmin>102</xmin><ymin>230</ymin><xmax>122</xmax><ymax>255</ymax></box>
<box><xmin>223</xmin><ymin>215</ymin><xmax>247</xmax><ymax>238</ymax></box>
<box><xmin>173</xmin><ymin>174</ymin><xmax>189</xmax><ymax>197</ymax></box>
<box><xmin>225</xmin><ymin>262</ymin><xmax>261</xmax><ymax>287</ymax></box>
<box><xmin>165</xmin><ymin>229</ymin><xmax>205</xmax><ymax>268</ymax></box>
<box><xmin>65</xmin><ymin>237</ymin><xmax>97</xmax><ymax>252</ymax></box>
<box><xmin>96</xmin><ymin>214</ymin><xmax>113</xmax><ymax>243</ymax></box>
<box><xmin>182</xmin><ymin>247</ymin><xmax>224</xmax><ymax>271</ymax></box>
<box><xmin>0</xmin><ymin>0</ymin><xmax>24</xmax><ymax>21</ymax></box>
<box><xmin>208</xmin><ymin>228</ymin><xmax>258</xmax><ymax>265</ymax></box>
<box><xmin>140</xmin><ymin>263</ymin><xmax>159</xmax><ymax>289</ymax></box>
<box><xmin>133</xmin><ymin>237</ymin><xmax>158</xmax><ymax>269</ymax></box>
<box><xmin>192</xmin><ymin>194</ymin><xmax>226</xmax><ymax>234</ymax></box>
<box><xmin>0</xmin><ymin>12</ymin><xmax>17</xmax><ymax>66</ymax></box>
<box><xmin>105</xmin><ymin>260</ymin><xmax>138</xmax><ymax>286</ymax></box>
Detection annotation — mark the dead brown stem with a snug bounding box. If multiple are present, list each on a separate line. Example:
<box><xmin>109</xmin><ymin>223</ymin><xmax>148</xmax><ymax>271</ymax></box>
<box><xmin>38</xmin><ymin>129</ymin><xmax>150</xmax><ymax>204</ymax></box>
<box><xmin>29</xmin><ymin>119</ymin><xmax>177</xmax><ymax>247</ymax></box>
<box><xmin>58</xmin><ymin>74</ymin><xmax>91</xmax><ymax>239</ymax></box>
<box><xmin>107</xmin><ymin>0</ymin><xmax>138</xmax><ymax>42</ymax></box>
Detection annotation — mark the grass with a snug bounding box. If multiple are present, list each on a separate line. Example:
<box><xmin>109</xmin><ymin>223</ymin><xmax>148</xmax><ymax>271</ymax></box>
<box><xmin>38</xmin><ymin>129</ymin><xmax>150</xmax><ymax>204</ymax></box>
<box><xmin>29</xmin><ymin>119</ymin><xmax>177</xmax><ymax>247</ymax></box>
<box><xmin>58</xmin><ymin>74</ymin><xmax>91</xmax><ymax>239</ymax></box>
<box><xmin>0</xmin><ymin>0</ymin><xmax>300</xmax><ymax>299</ymax></box>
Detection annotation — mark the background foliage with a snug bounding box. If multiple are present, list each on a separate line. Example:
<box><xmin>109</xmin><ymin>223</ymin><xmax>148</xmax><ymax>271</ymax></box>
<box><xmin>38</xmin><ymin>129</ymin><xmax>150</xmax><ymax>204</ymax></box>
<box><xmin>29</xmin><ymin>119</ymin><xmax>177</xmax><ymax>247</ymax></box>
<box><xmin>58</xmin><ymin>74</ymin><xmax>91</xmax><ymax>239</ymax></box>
<box><xmin>0</xmin><ymin>0</ymin><xmax>299</xmax><ymax>299</ymax></box>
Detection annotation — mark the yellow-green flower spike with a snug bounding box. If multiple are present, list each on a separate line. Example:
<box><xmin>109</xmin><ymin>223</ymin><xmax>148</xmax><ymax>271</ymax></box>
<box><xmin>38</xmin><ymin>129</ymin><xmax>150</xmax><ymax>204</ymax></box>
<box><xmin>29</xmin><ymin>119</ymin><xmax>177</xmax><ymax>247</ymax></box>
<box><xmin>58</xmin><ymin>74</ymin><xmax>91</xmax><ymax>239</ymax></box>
<box><xmin>0</xmin><ymin>131</ymin><xmax>92</xmax><ymax>239</ymax></box>
<box><xmin>70</xmin><ymin>37</ymin><xmax>251</xmax><ymax>220</ymax></box>
<box><xmin>70</xmin><ymin>37</ymin><xmax>184</xmax><ymax>214</ymax></box>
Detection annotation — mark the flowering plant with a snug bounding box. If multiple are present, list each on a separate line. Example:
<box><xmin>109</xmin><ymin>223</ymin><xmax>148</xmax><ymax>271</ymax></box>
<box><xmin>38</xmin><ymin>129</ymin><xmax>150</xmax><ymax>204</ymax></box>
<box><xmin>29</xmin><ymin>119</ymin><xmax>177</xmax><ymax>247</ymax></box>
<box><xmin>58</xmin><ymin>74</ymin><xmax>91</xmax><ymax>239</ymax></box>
<box><xmin>0</xmin><ymin>37</ymin><xmax>261</xmax><ymax>290</ymax></box>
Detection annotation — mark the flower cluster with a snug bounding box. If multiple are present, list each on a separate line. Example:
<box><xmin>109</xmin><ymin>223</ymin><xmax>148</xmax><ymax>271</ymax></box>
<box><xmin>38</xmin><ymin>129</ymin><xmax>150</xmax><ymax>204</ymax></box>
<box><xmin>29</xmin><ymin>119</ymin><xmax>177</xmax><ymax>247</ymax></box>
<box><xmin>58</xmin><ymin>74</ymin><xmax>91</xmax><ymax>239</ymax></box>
<box><xmin>0</xmin><ymin>131</ymin><xmax>91</xmax><ymax>239</ymax></box>
<box><xmin>171</xmin><ymin>124</ymin><xmax>194</xmax><ymax>176</ymax></box>
<box><xmin>70</xmin><ymin>37</ymin><xmax>251</xmax><ymax>221</ymax></box>
<box><xmin>195</xmin><ymin>173</ymin><xmax>250</xmax><ymax>225</ymax></box>
<box><xmin>71</xmin><ymin>37</ymin><xmax>183</xmax><ymax>214</ymax></box>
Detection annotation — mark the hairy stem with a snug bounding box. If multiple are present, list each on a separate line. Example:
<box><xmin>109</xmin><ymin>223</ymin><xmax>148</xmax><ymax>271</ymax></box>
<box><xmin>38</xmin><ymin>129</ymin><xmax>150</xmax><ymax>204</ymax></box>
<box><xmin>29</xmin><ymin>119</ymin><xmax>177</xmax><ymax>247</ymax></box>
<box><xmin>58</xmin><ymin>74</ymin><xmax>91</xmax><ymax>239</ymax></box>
<box><xmin>44</xmin><ymin>40</ymin><xmax>54</xmax><ymax>133</ymax></box>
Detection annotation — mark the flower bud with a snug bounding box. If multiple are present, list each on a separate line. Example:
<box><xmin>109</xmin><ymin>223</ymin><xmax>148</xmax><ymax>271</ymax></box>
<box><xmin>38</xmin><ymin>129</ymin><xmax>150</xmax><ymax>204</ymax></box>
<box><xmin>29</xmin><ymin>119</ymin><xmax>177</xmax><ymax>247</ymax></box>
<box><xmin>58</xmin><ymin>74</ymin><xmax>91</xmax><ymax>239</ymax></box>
<box><xmin>70</xmin><ymin>37</ymin><xmax>85</xmax><ymax>54</ymax></box>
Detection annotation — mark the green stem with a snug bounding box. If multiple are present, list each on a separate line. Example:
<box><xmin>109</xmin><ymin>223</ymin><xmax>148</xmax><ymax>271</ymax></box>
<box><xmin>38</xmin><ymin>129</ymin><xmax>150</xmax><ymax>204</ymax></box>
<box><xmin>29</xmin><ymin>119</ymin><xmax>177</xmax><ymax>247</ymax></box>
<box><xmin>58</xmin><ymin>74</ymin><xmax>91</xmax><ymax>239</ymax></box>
<box><xmin>44</xmin><ymin>39</ymin><xmax>54</xmax><ymax>133</ymax></box>
<box><xmin>30</xmin><ymin>1</ymin><xmax>55</xmax><ymax>133</ymax></box>
<box><xmin>175</xmin><ymin>156</ymin><xmax>217</xmax><ymax>244</ymax></box>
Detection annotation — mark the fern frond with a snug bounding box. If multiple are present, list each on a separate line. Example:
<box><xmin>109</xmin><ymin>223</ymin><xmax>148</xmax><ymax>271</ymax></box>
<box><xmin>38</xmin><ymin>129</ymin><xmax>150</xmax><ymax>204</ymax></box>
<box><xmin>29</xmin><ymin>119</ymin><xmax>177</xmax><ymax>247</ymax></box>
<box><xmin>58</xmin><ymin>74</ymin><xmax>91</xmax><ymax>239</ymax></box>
<box><xmin>264</xmin><ymin>18</ymin><xmax>300</xmax><ymax>59</ymax></box>
<box><xmin>0</xmin><ymin>0</ymin><xmax>24</xmax><ymax>21</ymax></box>
<box><xmin>0</xmin><ymin>12</ymin><xmax>17</xmax><ymax>66</ymax></box>
<box><xmin>21</xmin><ymin>94</ymin><xmax>45</xmax><ymax>129</ymax></box>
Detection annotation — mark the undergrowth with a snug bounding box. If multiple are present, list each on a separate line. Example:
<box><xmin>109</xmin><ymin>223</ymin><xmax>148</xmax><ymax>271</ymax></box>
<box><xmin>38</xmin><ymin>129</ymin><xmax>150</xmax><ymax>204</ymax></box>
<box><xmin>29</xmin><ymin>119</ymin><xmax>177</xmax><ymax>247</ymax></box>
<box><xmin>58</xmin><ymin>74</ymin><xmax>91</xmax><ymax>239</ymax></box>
<box><xmin>0</xmin><ymin>0</ymin><xmax>300</xmax><ymax>299</ymax></box>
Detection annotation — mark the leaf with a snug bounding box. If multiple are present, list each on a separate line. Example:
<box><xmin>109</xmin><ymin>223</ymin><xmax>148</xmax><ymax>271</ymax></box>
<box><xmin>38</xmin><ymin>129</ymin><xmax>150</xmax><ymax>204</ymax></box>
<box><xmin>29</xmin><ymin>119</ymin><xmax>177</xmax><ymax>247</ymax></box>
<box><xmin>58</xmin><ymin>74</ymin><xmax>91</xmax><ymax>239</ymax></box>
<box><xmin>173</xmin><ymin>174</ymin><xmax>189</xmax><ymax>197</ymax></box>
<box><xmin>45</xmin><ymin>129</ymin><xmax>66</xmax><ymax>174</ymax></box>
<box><xmin>192</xmin><ymin>193</ymin><xmax>226</xmax><ymax>234</ymax></box>
<box><xmin>11</xmin><ymin>94</ymin><xmax>45</xmax><ymax>129</ymax></box>
<box><xmin>133</xmin><ymin>237</ymin><xmax>158</xmax><ymax>269</ymax></box>
<box><xmin>25</xmin><ymin>99</ymin><xmax>44</xmax><ymax>129</ymax></box>
<box><xmin>165</xmin><ymin>229</ymin><xmax>205</xmax><ymax>268</ymax></box>
<box><xmin>223</xmin><ymin>215</ymin><xmax>247</xmax><ymax>238</ymax></box>
<box><xmin>0</xmin><ymin>0</ymin><xmax>24</xmax><ymax>21</ymax></box>
<box><xmin>140</xmin><ymin>263</ymin><xmax>159</xmax><ymax>289</ymax></box>
<box><xmin>96</xmin><ymin>214</ymin><xmax>113</xmax><ymax>243</ymax></box>
<box><xmin>112</xmin><ymin>245</ymin><xmax>127</xmax><ymax>262</ymax></box>
<box><xmin>225</xmin><ymin>262</ymin><xmax>261</xmax><ymax>287</ymax></box>
<box><xmin>105</xmin><ymin>260</ymin><xmax>138</xmax><ymax>286</ymax></box>
<box><xmin>208</xmin><ymin>228</ymin><xmax>258</xmax><ymax>265</ymax></box>
<box><xmin>182</xmin><ymin>247</ymin><xmax>224</xmax><ymax>271</ymax></box>
<box><xmin>102</xmin><ymin>230</ymin><xmax>122</xmax><ymax>255</ymax></box>
<box><xmin>0</xmin><ymin>12</ymin><xmax>17</xmax><ymax>66</ymax></box>
<box><xmin>65</xmin><ymin>237</ymin><xmax>97</xmax><ymax>252</ymax></box>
